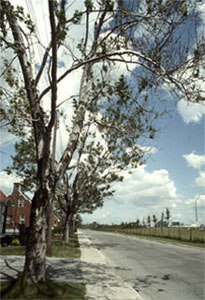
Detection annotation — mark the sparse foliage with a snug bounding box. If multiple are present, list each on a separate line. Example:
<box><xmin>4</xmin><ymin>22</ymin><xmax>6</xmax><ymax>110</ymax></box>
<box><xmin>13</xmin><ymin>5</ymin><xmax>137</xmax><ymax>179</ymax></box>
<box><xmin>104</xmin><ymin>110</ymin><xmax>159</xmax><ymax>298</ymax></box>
<box><xmin>166</xmin><ymin>207</ymin><xmax>171</xmax><ymax>226</ymax></box>
<box><xmin>152</xmin><ymin>214</ymin><xmax>157</xmax><ymax>227</ymax></box>
<box><xmin>147</xmin><ymin>215</ymin><xmax>151</xmax><ymax>227</ymax></box>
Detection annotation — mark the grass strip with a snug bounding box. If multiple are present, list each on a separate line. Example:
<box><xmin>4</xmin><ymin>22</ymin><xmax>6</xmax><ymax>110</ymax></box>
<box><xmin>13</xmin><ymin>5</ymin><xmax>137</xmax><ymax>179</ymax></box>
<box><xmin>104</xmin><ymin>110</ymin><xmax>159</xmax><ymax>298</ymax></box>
<box><xmin>95</xmin><ymin>229</ymin><xmax>204</xmax><ymax>248</ymax></box>
<box><xmin>51</xmin><ymin>235</ymin><xmax>81</xmax><ymax>258</ymax></box>
<box><xmin>0</xmin><ymin>235</ymin><xmax>81</xmax><ymax>258</ymax></box>
<box><xmin>0</xmin><ymin>235</ymin><xmax>85</xmax><ymax>299</ymax></box>
<box><xmin>127</xmin><ymin>232</ymin><xmax>204</xmax><ymax>248</ymax></box>
<box><xmin>0</xmin><ymin>245</ymin><xmax>25</xmax><ymax>256</ymax></box>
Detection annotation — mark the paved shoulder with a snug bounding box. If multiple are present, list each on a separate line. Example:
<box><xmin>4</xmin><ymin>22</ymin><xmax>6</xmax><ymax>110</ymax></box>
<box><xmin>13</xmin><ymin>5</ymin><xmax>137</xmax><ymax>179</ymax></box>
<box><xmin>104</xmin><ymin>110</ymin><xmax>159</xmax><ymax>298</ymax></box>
<box><xmin>78</xmin><ymin>230</ymin><xmax>143</xmax><ymax>300</ymax></box>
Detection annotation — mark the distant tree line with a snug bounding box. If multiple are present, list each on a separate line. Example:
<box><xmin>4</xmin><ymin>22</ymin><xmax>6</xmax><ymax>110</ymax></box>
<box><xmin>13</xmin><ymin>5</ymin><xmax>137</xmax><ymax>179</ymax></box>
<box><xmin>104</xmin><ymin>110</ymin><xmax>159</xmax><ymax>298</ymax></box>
<box><xmin>84</xmin><ymin>208</ymin><xmax>171</xmax><ymax>229</ymax></box>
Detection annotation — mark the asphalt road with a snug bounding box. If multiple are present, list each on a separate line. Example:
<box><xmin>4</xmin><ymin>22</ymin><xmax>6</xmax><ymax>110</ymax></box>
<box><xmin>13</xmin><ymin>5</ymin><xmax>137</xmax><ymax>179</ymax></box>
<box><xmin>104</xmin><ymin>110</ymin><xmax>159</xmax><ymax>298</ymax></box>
<box><xmin>82</xmin><ymin>230</ymin><xmax>204</xmax><ymax>300</ymax></box>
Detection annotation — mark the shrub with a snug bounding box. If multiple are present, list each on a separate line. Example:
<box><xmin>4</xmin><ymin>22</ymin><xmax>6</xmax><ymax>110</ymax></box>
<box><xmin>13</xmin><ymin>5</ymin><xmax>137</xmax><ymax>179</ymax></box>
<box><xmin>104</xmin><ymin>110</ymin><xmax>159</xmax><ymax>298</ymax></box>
<box><xmin>52</xmin><ymin>226</ymin><xmax>64</xmax><ymax>235</ymax></box>
<box><xmin>11</xmin><ymin>239</ymin><xmax>20</xmax><ymax>246</ymax></box>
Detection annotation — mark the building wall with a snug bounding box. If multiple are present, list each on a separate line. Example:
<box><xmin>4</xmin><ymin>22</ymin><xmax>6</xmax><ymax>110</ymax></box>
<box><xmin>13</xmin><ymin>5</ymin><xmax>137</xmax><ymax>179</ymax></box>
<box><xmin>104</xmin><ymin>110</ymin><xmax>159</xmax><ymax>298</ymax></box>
<box><xmin>0</xmin><ymin>183</ymin><xmax>60</xmax><ymax>232</ymax></box>
<box><xmin>6</xmin><ymin>183</ymin><xmax>31</xmax><ymax>230</ymax></box>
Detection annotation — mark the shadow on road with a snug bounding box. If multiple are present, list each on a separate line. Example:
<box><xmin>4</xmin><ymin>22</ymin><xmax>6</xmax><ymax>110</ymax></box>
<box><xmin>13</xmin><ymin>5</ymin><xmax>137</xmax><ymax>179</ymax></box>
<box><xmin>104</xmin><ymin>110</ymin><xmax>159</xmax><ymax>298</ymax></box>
<box><xmin>46</xmin><ymin>258</ymin><xmax>83</xmax><ymax>282</ymax></box>
<box><xmin>133</xmin><ymin>273</ymin><xmax>171</xmax><ymax>294</ymax></box>
<box><xmin>0</xmin><ymin>255</ymin><xmax>130</xmax><ymax>287</ymax></box>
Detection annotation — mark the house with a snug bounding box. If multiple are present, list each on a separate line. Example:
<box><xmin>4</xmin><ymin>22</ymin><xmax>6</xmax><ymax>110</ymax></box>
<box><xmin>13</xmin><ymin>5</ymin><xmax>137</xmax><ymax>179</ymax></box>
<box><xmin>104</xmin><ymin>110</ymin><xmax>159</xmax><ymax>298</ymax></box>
<box><xmin>1</xmin><ymin>183</ymin><xmax>31</xmax><ymax>234</ymax></box>
<box><xmin>0</xmin><ymin>183</ymin><xmax>60</xmax><ymax>234</ymax></box>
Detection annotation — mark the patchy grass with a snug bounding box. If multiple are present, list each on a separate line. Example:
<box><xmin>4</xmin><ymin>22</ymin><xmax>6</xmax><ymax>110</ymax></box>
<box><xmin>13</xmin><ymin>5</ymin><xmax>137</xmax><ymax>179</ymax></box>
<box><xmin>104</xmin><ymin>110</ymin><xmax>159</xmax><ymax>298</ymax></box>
<box><xmin>94</xmin><ymin>229</ymin><xmax>204</xmax><ymax>249</ymax></box>
<box><xmin>51</xmin><ymin>235</ymin><xmax>81</xmax><ymax>258</ymax></box>
<box><xmin>127</xmin><ymin>233</ymin><xmax>205</xmax><ymax>248</ymax></box>
<box><xmin>120</xmin><ymin>227</ymin><xmax>205</xmax><ymax>244</ymax></box>
<box><xmin>0</xmin><ymin>235</ymin><xmax>81</xmax><ymax>258</ymax></box>
<box><xmin>0</xmin><ymin>245</ymin><xmax>25</xmax><ymax>256</ymax></box>
<box><xmin>0</xmin><ymin>279</ymin><xmax>86</xmax><ymax>299</ymax></box>
<box><xmin>0</xmin><ymin>235</ymin><xmax>85</xmax><ymax>299</ymax></box>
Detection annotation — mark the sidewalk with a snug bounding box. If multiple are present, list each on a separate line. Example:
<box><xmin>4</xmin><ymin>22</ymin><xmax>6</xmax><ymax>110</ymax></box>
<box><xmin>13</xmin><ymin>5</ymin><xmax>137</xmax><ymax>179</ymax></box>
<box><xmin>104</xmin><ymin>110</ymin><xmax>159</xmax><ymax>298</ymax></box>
<box><xmin>78</xmin><ymin>230</ymin><xmax>143</xmax><ymax>300</ymax></box>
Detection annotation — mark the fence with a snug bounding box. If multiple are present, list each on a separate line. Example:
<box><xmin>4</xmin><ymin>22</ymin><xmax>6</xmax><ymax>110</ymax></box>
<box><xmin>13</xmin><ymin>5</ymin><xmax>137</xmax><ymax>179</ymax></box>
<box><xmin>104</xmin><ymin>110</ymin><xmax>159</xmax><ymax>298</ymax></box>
<box><xmin>96</xmin><ymin>226</ymin><xmax>205</xmax><ymax>243</ymax></box>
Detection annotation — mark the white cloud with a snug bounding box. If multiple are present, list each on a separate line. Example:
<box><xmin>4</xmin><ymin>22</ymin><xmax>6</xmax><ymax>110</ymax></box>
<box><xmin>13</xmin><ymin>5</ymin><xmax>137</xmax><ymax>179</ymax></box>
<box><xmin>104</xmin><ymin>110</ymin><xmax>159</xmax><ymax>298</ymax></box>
<box><xmin>183</xmin><ymin>152</ymin><xmax>205</xmax><ymax>170</ymax></box>
<box><xmin>177</xmin><ymin>100</ymin><xmax>205</xmax><ymax>124</ymax></box>
<box><xmin>83</xmin><ymin>210</ymin><xmax>112</xmax><ymax>224</ymax></box>
<box><xmin>102</xmin><ymin>212</ymin><xmax>111</xmax><ymax>219</ymax></box>
<box><xmin>195</xmin><ymin>171</ymin><xmax>205</xmax><ymax>187</ymax></box>
<box><xmin>183</xmin><ymin>152</ymin><xmax>205</xmax><ymax>187</ymax></box>
<box><xmin>111</xmin><ymin>165</ymin><xmax>178</xmax><ymax>209</ymax></box>
<box><xmin>185</xmin><ymin>194</ymin><xmax>205</xmax><ymax>207</ymax></box>
<box><xmin>81</xmin><ymin>165</ymin><xmax>184</xmax><ymax>225</ymax></box>
<box><xmin>0</xmin><ymin>171</ymin><xmax>22</xmax><ymax>195</ymax></box>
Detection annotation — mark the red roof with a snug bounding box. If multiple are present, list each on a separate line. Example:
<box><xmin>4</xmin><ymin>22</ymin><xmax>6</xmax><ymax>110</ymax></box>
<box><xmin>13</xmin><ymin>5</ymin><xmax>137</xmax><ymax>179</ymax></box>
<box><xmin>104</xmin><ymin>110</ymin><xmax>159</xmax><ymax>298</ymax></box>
<box><xmin>0</xmin><ymin>190</ymin><xmax>8</xmax><ymax>202</ymax></box>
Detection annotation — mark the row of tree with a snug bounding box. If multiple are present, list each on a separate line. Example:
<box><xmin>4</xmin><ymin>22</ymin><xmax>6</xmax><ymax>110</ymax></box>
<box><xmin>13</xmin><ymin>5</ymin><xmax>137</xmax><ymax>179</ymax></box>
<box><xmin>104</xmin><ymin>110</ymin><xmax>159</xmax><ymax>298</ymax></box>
<box><xmin>145</xmin><ymin>208</ymin><xmax>171</xmax><ymax>227</ymax></box>
<box><xmin>86</xmin><ymin>208</ymin><xmax>171</xmax><ymax>229</ymax></box>
<box><xmin>0</xmin><ymin>0</ymin><xmax>204</xmax><ymax>288</ymax></box>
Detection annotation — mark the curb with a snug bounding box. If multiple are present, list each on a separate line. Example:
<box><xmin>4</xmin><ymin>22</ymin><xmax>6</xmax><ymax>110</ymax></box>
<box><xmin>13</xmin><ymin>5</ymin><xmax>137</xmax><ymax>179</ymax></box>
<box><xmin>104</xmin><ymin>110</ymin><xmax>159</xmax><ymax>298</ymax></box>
<box><xmin>78</xmin><ymin>230</ymin><xmax>143</xmax><ymax>300</ymax></box>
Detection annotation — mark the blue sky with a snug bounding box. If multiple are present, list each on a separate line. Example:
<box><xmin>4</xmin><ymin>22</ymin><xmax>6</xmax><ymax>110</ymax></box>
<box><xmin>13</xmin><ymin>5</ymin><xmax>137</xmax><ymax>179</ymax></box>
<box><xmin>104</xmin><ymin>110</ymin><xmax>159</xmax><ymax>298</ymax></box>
<box><xmin>0</xmin><ymin>0</ymin><xmax>204</xmax><ymax>226</ymax></box>
<box><xmin>147</xmin><ymin>106</ymin><xmax>204</xmax><ymax>198</ymax></box>
<box><xmin>81</xmin><ymin>101</ymin><xmax>205</xmax><ymax>225</ymax></box>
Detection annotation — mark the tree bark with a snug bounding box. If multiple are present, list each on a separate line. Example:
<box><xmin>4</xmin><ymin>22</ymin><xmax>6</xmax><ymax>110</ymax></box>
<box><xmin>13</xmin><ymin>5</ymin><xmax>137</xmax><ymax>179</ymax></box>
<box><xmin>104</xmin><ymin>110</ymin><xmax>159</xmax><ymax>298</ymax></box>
<box><xmin>69</xmin><ymin>213</ymin><xmax>74</xmax><ymax>237</ymax></box>
<box><xmin>62</xmin><ymin>207</ymin><xmax>71</xmax><ymax>242</ymax></box>
<box><xmin>46</xmin><ymin>202</ymin><xmax>53</xmax><ymax>256</ymax></box>
<box><xmin>63</xmin><ymin>221</ymin><xmax>70</xmax><ymax>242</ymax></box>
<box><xmin>23</xmin><ymin>186</ymin><xmax>53</xmax><ymax>283</ymax></box>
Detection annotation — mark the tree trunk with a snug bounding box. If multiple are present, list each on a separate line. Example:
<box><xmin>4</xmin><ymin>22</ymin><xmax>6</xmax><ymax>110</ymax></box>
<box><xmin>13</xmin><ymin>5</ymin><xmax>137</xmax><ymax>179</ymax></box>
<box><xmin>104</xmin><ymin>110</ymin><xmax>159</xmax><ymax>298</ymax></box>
<box><xmin>63</xmin><ymin>218</ymin><xmax>69</xmax><ymax>243</ymax></box>
<box><xmin>23</xmin><ymin>186</ymin><xmax>53</xmax><ymax>283</ymax></box>
<box><xmin>46</xmin><ymin>203</ymin><xmax>53</xmax><ymax>256</ymax></box>
<box><xmin>63</xmin><ymin>221</ymin><xmax>70</xmax><ymax>242</ymax></box>
<box><xmin>62</xmin><ymin>207</ymin><xmax>71</xmax><ymax>242</ymax></box>
<box><xmin>69</xmin><ymin>213</ymin><xmax>74</xmax><ymax>237</ymax></box>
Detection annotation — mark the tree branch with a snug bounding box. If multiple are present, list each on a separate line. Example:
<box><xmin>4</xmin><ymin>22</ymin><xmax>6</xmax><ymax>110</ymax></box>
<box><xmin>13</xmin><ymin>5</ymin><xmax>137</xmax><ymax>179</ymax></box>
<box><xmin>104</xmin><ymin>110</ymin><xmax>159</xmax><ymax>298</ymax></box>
<box><xmin>47</xmin><ymin>0</ymin><xmax>57</xmax><ymax>131</ymax></box>
<box><xmin>35</xmin><ymin>43</ymin><xmax>51</xmax><ymax>86</ymax></box>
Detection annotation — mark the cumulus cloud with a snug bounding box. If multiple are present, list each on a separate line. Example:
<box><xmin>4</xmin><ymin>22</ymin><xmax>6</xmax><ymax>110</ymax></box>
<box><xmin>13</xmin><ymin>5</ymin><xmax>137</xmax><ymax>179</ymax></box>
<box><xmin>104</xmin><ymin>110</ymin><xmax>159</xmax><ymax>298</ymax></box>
<box><xmin>112</xmin><ymin>165</ymin><xmax>178</xmax><ymax>209</ymax></box>
<box><xmin>185</xmin><ymin>194</ymin><xmax>205</xmax><ymax>207</ymax></box>
<box><xmin>82</xmin><ymin>165</ymin><xmax>187</xmax><ymax>225</ymax></box>
<box><xmin>195</xmin><ymin>171</ymin><xmax>205</xmax><ymax>187</ymax></box>
<box><xmin>177</xmin><ymin>100</ymin><xmax>205</xmax><ymax>124</ymax></box>
<box><xmin>183</xmin><ymin>152</ymin><xmax>205</xmax><ymax>170</ymax></box>
<box><xmin>83</xmin><ymin>210</ymin><xmax>112</xmax><ymax>224</ymax></box>
<box><xmin>0</xmin><ymin>171</ymin><xmax>22</xmax><ymax>195</ymax></box>
<box><xmin>183</xmin><ymin>152</ymin><xmax>205</xmax><ymax>187</ymax></box>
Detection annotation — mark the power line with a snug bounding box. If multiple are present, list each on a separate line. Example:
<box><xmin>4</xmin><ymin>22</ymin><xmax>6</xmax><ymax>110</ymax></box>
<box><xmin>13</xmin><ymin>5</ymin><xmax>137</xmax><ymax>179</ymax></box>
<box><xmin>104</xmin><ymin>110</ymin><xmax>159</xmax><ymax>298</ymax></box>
<box><xmin>25</xmin><ymin>0</ymin><xmax>50</xmax><ymax>85</ymax></box>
